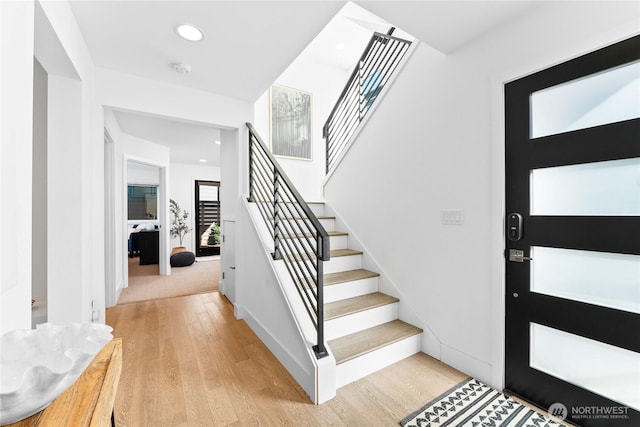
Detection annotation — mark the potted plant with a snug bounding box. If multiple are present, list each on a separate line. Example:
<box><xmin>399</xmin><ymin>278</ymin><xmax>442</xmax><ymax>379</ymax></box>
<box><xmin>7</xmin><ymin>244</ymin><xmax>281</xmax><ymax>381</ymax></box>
<box><xmin>169</xmin><ymin>199</ymin><xmax>191</xmax><ymax>254</ymax></box>
<box><xmin>209</xmin><ymin>223</ymin><xmax>221</xmax><ymax>245</ymax></box>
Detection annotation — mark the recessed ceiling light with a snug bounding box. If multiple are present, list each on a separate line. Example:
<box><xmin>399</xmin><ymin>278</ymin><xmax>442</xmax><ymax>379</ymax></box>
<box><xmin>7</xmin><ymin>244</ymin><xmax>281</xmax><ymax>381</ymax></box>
<box><xmin>199</xmin><ymin>159</ymin><xmax>207</xmax><ymax>163</ymax></box>
<box><xmin>175</xmin><ymin>24</ymin><xmax>204</xmax><ymax>42</ymax></box>
<box><xmin>335</xmin><ymin>43</ymin><xmax>345</xmax><ymax>51</ymax></box>
<box><xmin>214</xmin><ymin>140</ymin><xmax>221</xmax><ymax>145</ymax></box>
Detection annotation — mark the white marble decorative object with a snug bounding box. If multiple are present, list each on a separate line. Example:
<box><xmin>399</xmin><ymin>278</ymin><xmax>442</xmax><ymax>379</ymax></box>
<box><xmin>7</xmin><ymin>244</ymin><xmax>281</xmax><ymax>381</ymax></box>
<box><xmin>0</xmin><ymin>323</ymin><xmax>113</xmax><ymax>425</ymax></box>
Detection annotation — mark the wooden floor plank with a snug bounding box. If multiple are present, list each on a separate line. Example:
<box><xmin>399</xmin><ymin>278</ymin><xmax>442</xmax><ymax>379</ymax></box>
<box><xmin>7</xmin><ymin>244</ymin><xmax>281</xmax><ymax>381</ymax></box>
<box><xmin>106</xmin><ymin>292</ymin><xmax>471</xmax><ymax>426</ymax></box>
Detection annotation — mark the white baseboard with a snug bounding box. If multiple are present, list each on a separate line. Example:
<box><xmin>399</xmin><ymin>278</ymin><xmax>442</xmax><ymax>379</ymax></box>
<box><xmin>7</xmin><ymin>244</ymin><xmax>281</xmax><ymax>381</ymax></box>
<box><xmin>115</xmin><ymin>286</ymin><xmax>123</xmax><ymax>305</ymax></box>
<box><xmin>441</xmin><ymin>344</ymin><xmax>492</xmax><ymax>386</ymax></box>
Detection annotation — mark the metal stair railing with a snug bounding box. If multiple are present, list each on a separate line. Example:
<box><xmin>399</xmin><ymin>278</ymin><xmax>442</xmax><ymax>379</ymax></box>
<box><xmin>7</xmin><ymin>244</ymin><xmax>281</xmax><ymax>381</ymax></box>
<box><xmin>323</xmin><ymin>28</ymin><xmax>412</xmax><ymax>173</ymax></box>
<box><xmin>246</xmin><ymin>122</ymin><xmax>330</xmax><ymax>358</ymax></box>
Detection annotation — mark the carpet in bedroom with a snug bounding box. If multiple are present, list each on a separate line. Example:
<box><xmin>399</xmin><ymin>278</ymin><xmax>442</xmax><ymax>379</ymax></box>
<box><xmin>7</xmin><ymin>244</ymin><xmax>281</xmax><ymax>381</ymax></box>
<box><xmin>118</xmin><ymin>256</ymin><xmax>220</xmax><ymax>304</ymax></box>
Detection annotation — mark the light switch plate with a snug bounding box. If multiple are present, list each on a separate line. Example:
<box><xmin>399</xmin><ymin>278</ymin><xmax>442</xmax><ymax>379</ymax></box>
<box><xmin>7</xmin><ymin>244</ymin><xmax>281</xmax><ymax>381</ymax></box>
<box><xmin>442</xmin><ymin>209</ymin><xmax>464</xmax><ymax>225</ymax></box>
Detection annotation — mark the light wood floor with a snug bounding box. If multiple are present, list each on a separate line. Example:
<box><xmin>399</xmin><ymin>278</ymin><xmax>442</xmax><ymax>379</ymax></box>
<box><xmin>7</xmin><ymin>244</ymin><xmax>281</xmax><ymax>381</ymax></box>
<box><xmin>106</xmin><ymin>291</ymin><xmax>469</xmax><ymax>426</ymax></box>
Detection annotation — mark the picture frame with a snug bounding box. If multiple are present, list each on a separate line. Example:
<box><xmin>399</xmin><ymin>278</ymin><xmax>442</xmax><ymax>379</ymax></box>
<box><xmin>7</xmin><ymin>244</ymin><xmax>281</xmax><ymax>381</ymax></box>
<box><xmin>269</xmin><ymin>84</ymin><xmax>312</xmax><ymax>160</ymax></box>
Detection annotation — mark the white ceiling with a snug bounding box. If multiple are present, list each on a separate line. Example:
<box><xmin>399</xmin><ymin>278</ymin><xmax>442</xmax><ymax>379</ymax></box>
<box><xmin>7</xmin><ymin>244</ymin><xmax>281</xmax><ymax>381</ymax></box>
<box><xmin>69</xmin><ymin>0</ymin><xmax>346</xmax><ymax>103</ymax></box>
<box><xmin>113</xmin><ymin>110</ymin><xmax>221</xmax><ymax>165</ymax></box>
<box><xmin>356</xmin><ymin>1</ymin><xmax>540</xmax><ymax>54</ymax></box>
<box><xmin>72</xmin><ymin>1</ymin><xmax>543</xmax><ymax>167</ymax></box>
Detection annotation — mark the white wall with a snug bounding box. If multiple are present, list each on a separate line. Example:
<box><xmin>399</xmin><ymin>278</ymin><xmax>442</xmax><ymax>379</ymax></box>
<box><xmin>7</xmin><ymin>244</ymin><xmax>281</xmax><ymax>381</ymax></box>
<box><xmin>254</xmin><ymin>53</ymin><xmax>349</xmax><ymax>201</ymax></box>
<box><xmin>98</xmin><ymin>68</ymin><xmax>252</xmax><ymax>131</ymax></box>
<box><xmin>238</xmin><ymin>202</ymin><xmax>322</xmax><ymax>402</ymax></box>
<box><xmin>104</xmin><ymin>108</ymin><xmax>125</xmax><ymax>303</ymax></box>
<box><xmin>169</xmin><ymin>163</ymin><xmax>221</xmax><ymax>252</ymax></box>
<box><xmin>47</xmin><ymin>73</ymin><xmax>86</xmax><ymax>324</ymax></box>
<box><xmin>1</xmin><ymin>0</ymin><xmax>103</xmax><ymax>332</ymax></box>
<box><xmin>36</xmin><ymin>0</ymin><xmax>101</xmax><ymax>325</ymax></box>
<box><xmin>32</xmin><ymin>58</ymin><xmax>48</xmax><ymax>310</ymax></box>
<box><xmin>325</xmin><ymin>1</ymin><xmax>639</xmax><ymax>388</ymax></box>
<box><xmin>0</xmin><ymin>0</ymin><xmax>35</xmax><ymax>335</ymax></box>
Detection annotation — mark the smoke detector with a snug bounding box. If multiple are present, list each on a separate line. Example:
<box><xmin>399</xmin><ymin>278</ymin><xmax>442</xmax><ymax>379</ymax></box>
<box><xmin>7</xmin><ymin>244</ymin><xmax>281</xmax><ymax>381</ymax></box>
<box><xmin>171</xmin><ymin>62</ymin><xmax>191</xmax><ymax>75</ymax></box>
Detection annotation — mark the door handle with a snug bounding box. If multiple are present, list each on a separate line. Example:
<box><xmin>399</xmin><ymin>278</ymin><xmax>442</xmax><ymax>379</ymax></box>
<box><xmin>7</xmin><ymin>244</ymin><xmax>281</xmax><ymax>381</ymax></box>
<box><xmin>508</xmin><ymin>249</ymin><xmax>532</xmax><ymax>263</ymax></box>
<box><xmin>229</xmin><ymin>266</ymin><xmax>236</xmax><ymax>270</ymax></box>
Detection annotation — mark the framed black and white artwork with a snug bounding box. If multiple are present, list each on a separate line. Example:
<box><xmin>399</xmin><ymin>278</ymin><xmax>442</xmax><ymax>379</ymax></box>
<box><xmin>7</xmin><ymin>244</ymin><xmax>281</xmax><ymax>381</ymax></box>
<box><xmin>270</xmin><ymin>84</ymin><xmax>312</xmax><ymax>160</ymax></box>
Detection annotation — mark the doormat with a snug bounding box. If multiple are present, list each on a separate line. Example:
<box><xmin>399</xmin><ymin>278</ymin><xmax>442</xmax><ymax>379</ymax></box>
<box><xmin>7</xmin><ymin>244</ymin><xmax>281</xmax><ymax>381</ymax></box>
<box><xmin>400</xmin><ymin>377</ymin><xmax>567</xmax><ymax>427</ymax></box>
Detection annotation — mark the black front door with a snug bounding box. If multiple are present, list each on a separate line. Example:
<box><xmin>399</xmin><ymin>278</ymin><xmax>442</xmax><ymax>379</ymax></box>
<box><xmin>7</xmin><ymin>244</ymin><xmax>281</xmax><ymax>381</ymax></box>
<box><xmin>505</xmin><ymin>36</ymin><xmax>639</xmax><ymax>426</ymax></box>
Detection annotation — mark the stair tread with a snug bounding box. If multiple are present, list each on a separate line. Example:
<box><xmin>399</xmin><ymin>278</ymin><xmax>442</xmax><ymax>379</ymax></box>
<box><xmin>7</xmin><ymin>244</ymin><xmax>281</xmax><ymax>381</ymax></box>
<box><xmin>325</xmin><ymin>292</ymin><xmax>398</xmax><ymax>320</ymax></box>
<box><xmin>331</xmin><ymin>249</ymin><xmax>362</xmax><ymax>257</ymax></box>
<box><xmin>324</xmin><ymin>269</ymin><xmax>380</xmax><ymax>286</ymax></box>
<box><xmin>328</xmin><ymin>320</ymin><xmax>423</xmax><ymax>365</ymax></box>
<box><xmin>281</xmin><ymin>231</ymin><xmax>347</xmax><ymax>238</ymax></box>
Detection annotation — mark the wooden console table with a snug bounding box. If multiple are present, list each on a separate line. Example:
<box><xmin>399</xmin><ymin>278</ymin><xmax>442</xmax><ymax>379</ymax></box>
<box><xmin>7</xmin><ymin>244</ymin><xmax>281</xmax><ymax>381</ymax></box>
<box><xmin>5</xmin><ymin>338</ymin><xmax>122</xmax><ymax>427</ymax></box>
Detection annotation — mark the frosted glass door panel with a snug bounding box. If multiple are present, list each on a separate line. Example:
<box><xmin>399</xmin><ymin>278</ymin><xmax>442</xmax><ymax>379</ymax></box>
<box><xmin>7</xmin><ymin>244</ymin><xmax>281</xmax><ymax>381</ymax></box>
<box><xmin>531</xmin><ymin>61</ymin><xmax>640</xmax><ymax>138</ymax></box>
<box><xmin>530</xmin><ymin>158</ymin><xmax>640</xmax><ymax>216</ymax></box>
<box><xmin>530</xmin><ymin>323</ymin><xmax>640</xmax><ymax>410</ymax></box>
<box><xmin>531</xmin><ymin>247</ymin><xmax>640</xmax><ymax>314</ymax></box>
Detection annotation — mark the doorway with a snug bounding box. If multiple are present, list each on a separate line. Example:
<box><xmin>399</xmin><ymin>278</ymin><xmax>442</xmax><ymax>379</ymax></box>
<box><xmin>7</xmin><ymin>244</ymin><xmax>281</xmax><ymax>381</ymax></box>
<box><xmin>504</xmin><ymin>36</ymin><xmax>639</xmax><ymax>426</ymax></box>
<box><xmin>194</xmin><ymin>180</ymin><xmax>221</xmax><ymax>257</ymax></box>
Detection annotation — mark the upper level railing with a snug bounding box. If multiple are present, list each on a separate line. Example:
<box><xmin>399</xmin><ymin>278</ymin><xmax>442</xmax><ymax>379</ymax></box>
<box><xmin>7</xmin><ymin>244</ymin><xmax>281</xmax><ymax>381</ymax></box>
<box><xmin>246</xmin><ymin>123</ymin><xmax>330</xmax><ymax>359</ymax></box>
<box><xmin>323</xmin><ymin>29</ymin><xmax>412</xmax><ymax>173</ymax></box>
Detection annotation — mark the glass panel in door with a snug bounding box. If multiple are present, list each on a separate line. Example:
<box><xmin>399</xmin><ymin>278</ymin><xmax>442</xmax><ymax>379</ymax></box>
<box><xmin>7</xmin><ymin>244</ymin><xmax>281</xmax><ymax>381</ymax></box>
<box><xmin>530</xmin><ymin>323</ymin><xmax>640</xmax><ymax>411</ymax></box>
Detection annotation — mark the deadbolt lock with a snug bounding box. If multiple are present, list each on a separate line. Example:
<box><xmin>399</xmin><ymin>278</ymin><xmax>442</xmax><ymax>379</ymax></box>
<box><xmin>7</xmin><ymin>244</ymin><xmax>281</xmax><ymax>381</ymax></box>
<box><xmin>508</xmin><ymin>249</ymin><xmax>532</xmax><ymax>263</ymax></box>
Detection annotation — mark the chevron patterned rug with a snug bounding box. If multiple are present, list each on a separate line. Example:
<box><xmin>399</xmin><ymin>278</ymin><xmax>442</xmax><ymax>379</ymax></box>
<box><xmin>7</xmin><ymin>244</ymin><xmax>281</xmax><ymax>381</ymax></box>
<box><xmin>400</xmin><ymin>378</ymin><xmax>567</xmax><ymax>427</ymax></box>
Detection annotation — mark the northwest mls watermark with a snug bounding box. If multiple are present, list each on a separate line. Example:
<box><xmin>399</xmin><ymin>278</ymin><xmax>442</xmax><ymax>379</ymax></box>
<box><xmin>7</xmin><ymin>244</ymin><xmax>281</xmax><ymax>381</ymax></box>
<box><xmin>548</xmin><ymin>402</ymin><xmax>630</xmax><ymax>421</ymax></box>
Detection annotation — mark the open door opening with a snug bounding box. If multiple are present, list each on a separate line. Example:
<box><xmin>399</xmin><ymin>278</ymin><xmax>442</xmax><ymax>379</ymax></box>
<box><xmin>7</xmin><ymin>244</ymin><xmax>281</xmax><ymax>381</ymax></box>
<box><xmin>195</xmin><ymin>180</ymin><xmax>221</xmax><ymax>257</ymax></box>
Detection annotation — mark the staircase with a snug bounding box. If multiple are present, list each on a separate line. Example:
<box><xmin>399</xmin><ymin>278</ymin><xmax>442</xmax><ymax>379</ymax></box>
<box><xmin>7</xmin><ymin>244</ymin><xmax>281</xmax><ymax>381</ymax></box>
<box><xmin>305</xmin><ymin>202</ymin><xmax>423</xmax><ymax>388</ymax></box>
<box><xmin>246</xmin><ymin>123</ymin><xmax>422</xmax><ymax>397</ymax></box>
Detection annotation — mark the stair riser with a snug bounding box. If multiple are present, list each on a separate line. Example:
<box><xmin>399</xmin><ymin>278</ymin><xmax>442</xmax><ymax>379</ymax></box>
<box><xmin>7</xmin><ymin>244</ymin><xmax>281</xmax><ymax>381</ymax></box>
<box><xmin>308</xmin><ymin>203</ymin><xmax>325</xmax><ymax>217</ymax></box>
<box><xmin>324</xmin><ymin>254</ymin><xmax>362</xmax><ymax>274</ymax></box>
<box><xmin>319</xmin><ymin>218</ymin><xmax>335</xmax><ymax>231</ymax></box>
<box><xmin>330</xmin><ymin>235</ymin><xmax>348</xmax><ymax>250</ymax></box>
<box><xmin>325</xmin><ymin>303</ymin><xmax>398</xmax><ymax>340</ymax></box>
<box><xmin>280</xmin><ymin>217</ymin><xmax>335</xmax><ymax>232</ymax></box>
<box><xmin>324</xmin><ymin>277</ymin><xmax>379</xmax><ymax>303</ymax></box>
<box><xmin>335</xmin><ymin>334</ymin><xmax>422</xmax><ymax>388</ymax></box>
